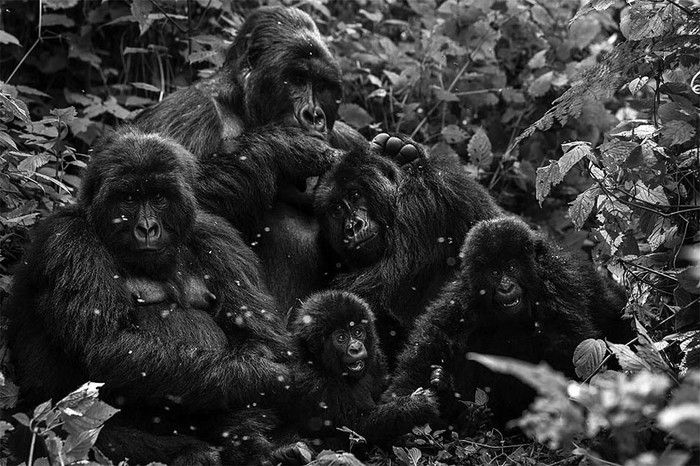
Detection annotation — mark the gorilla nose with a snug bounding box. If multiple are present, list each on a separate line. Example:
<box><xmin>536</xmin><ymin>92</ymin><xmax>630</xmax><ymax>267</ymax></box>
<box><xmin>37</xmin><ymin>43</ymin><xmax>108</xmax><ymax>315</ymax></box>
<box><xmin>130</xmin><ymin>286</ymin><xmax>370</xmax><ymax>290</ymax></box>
<box><xmin>298</xmin><ymin>104</ymin><xmax>327</xmax><ymax>134</ymax></box>
<box><xmin>135</xmin><ymin>218</ymin><xmax>161</xmax><ymax>245</ymax></box>
<box><xmin>345</xmin><ymin>217</ymin><xmax>365</xmax><ymax>238</ymax></box>
<box><xmin>348</xmin><ymin>341</ymin><xmax>366</xmax><ymax>358</ymax></box>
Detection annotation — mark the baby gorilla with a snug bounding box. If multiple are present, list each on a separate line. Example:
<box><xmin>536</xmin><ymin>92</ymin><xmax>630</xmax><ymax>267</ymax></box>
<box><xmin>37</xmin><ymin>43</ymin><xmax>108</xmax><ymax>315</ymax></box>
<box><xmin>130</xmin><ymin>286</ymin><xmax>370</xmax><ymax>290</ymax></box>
<box><xmin>287</xmin><ymin>290</ymin><xmax>439</xmax><ymax>452</ymax></box>
<box><xmin>387</xmin><ymin>217</ymin><xmax>632</xmax><ymax>428</ymax></box>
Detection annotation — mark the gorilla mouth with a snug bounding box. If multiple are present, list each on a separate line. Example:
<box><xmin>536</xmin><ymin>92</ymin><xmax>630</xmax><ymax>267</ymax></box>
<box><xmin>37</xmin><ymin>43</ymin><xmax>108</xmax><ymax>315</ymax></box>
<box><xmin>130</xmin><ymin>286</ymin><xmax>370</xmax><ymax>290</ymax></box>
<box><xmin>501</xmin><ymin>298</ymin><xmax>520</xmax><ymax>308</ymax></box>
<box><xmin>352</xmin><ymin>232</ymin><xmax>378</xmax><ymax>250</ymax></box>
<box><xmin>346</xmin><ymin>360</ymin><xmax>365</xmax><ymax>372</ymax></box>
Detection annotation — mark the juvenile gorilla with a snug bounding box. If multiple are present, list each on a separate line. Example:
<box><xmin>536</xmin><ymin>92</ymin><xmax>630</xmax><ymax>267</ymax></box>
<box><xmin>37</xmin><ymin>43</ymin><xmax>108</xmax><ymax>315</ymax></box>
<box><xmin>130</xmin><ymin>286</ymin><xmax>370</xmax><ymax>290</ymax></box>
<box><xmin>135</xmin><ymin>6</ymin><xmax>365</xmax><ymax>311</ymax></box>
<box><xmin>4</xmin><ymin>128</ymin><xmax>298</xmax><ymax>465</ymax></box>
<box><xmin>386</xmin><ymin>217</ymin><xmax>632</xmax><ymax>427</ymax></box>
<box><xmin>288</xmin><ymin>290</ymin><xmax>439</xmax><ymax>451</ymax></box>
<box><xmin>314</xmin><ymin>134</ymin><xmax>502</xmax><ymax>361</ymax></box>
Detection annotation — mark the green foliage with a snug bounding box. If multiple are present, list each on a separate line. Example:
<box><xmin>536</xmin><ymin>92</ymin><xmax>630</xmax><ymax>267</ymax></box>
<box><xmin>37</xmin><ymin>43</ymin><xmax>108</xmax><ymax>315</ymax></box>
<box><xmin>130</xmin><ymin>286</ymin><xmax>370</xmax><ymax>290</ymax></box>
<box><xmin>0</xmin><ymin>0</ymin><xmax>699</xmax><ymax>464</ymax></box>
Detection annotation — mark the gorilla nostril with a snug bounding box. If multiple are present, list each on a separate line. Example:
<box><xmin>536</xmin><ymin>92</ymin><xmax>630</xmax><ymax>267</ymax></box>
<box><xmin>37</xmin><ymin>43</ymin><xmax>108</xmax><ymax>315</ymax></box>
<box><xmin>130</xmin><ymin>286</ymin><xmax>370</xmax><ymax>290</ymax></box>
<box><xmin>299</xmin><ymin>105</ymin><xmax>326</xmax><ymax>132</ymax></box>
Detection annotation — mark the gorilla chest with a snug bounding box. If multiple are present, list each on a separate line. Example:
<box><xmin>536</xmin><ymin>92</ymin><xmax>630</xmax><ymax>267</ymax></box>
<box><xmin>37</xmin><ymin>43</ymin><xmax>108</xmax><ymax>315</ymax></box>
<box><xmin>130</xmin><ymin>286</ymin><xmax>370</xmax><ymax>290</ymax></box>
<box><xmin>134</xmin><ymin>305</ymin><xmax>228</xmax><ymax>350</ymax></box>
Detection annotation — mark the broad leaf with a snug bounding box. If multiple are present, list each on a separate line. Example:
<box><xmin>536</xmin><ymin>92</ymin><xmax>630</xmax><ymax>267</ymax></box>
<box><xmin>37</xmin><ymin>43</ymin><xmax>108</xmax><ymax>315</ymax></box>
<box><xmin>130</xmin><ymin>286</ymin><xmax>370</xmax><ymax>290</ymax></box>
<box><xmin>573</xmin><ymin>338</ymin><xmax>607</xmax><ymax>379</ymax></box>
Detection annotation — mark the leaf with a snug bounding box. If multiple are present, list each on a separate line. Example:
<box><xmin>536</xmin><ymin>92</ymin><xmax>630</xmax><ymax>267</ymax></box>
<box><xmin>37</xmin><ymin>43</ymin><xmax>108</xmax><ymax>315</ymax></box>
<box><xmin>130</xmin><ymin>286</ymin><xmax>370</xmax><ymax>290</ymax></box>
<box><xmin>620</xmin><ymin>3</ymin><xmax>676</xmax><ymax>40</ymax></box>
<box><xmin>0</xmin><ymin>130</ymin><xmax>17</xmax><ymax>149</ymax></box>
<box><xmin>41</xmin><ymin>14</ymin><xmax>75</xmax><ymax>28</ymax></box>
<box><xmin>634</xmin><ymin>319</ymin><xmax>670</xmax><ymax>373</ymax></box>
<box><xmin>44</xmin><ymin>0</ymin><xmax>79</xmax><ymax>8</ymax></box>
<box><xmin>528</xmin><ymin>71</ymin><xmax>554</xmax><ymax>97</ymax></box>
<box><xmin>131</xmin><ymin>82</ymin><xmax>161</xmax><ymax>93</ymax></box>
<box><xmin>0</xmin><ymin>378</ymin><xmax>20</xmax><ymax>409</ymax></box>
<box><xmin>12</xmin><ymin>412</ymin><xmax>30</xmax><ymax>427</ymax></box>
<box><xmin>535</xmin><ymin>162</ymin><xmax>562</xmax><ymax>205</ymax></box>
<box><xmin>677</xmin><ymin>267</ymin><xmax>700</xmax><ymax>295</ymax></box>
<box><xmin>659</xmin><ymin>120</ymin><xmax>695</xmax><ymax>146</ymax></box>
<box><xmin>569</xmin><ymin>16</ymin><xmax>601</xmax><ymax>49</ymax></box>
<box><xmin>527</xmin><ymin>49</ymin><xmax>548</xmax><ymax>69</ymax></box>
<box><xmin>50</xmin><ymin>106</ymin><xmax>77</xmax><ymax>122</ymax></box>
<box><xmin>571</xmin><ymin>0</ymin><xmax>615</xmax><ymax>24</ymax></box>
<box><xmin>17</xmin><ymin>153</ymin><xmax>52</xmax><ymax>174</ymax></box>
<box><xmin>0</xmin><ymin>30</ymin><xmax>21</xmax><ymax>46</ymax></box>
<box><xmin>62</xmin><ymin>400</ymin><xmax>119</xmax><ymax>436</ymax></box>
<box><xmin>634</xmin><ymin>181</ymin><xmax>669</xmax><ymax>206</ymax></box>
<box><xmin>559</xmin><ymin>142</ymin><xmax>592</xmax><ymax>175</ymax></box>
<box><xmin>573</xmin><ymin>338</ymin><xmax>607</xmax><ymax>379</ymax></box>
<box><xmin>0</xmin><ymin>93</ymin><xmax>30</xmax><ymax>123</ymax></box>
<box><xmin>608</xmin><ymin>342</ymin><xmax>650</xmax><ymax>372</ymax></box>
<box><xmin>628</xmin><ymin>76</ymin><xmax>650</xmax><ymax>94</ymax></box>
<box><xmin>467</xmin><ymin>127</ymin><xmax>492</xmax><ymax>168</ymax></box>
<box><xmin>0</xmin><ymin>420</ymin><xmax>13</xmax><ymax>438</ymax></box>
<box><xmin>474</xmin><ymin>387</ymin><xmax>488</xmax><ymax>406</ymax></box>
<box><xmin>441</xmin><ymin>125</ymin><xmax>467</xmax><ymax>144</ymax></box>
<box><xmin>658</xmin><ymin>405</ymin><xmax>700</xmax><ymax>447</ymax></box>
<box><xmin>338</xmin><ymin>104</ymin><xmax>373</xmax><ymax>130</ymax></box>
<box><xmin>468</xmin><ymin>353</ymin><xmax>569</xmax><ymax>396</ymax></box>
<box><xmin>131</xmin><ymin>0</ymin><xmax>154</xmax><ymax>35</ymax></box>
<box><xmin>433</xmin><ymin>88</ymin><xmax>459</xmax><ymax>102</ymax></box>
<box><xmin>569</xmin><ymin>186</ymin><xmax>600</xmax><ymax>229</ymax></box>
<box><xmin>63</xmin><ymin>427</ymin><xmax>102</xmax><ymax>463</ymax></box>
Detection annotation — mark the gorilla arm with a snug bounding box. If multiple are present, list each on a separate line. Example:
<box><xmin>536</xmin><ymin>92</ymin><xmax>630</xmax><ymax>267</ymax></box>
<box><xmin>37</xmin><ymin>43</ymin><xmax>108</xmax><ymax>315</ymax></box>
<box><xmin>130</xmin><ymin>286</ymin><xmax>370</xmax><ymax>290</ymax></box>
<box><xmin>21</xmin><ymin>209</ymin><xmax>286</xmax><ymax>409</ymax></box>
<box><xmin>196</xmin><ymin>126</ymin><xmax>339</xmax><ymax>238</ymax></box>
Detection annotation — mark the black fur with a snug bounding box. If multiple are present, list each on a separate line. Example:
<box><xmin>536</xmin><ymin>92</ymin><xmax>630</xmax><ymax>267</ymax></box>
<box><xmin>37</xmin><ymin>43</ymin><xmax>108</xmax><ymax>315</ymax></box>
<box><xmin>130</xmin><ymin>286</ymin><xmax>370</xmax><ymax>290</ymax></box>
<box><xmin>134</xmin><ymin>6</ymin><xmax>366</xmax><ymax>312</ymax></box>
<box><xmin>4</xmin><ymin>128</ymin><xmax>294</xmax><ymax>465</ymax></box>
<box><xmin>386</xmin><ymin>217</ymin><xmax>632</xmax><ymax>427</ymax></box>
<box><xmin>314</xmin><ymin>134</ymin><xmax>502</xmax><ymax>362</ymax></box>
<box><xmin>287</xmin><ymin>290</ymin><xmax>438</xmax><ymax>451</ymax></box>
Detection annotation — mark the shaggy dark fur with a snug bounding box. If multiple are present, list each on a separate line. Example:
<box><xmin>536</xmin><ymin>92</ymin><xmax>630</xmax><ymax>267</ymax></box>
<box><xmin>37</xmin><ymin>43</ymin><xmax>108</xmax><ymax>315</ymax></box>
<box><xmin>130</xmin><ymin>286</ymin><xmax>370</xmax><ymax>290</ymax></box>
<box><xmin>134</xmin><ymin>6</ymin><xmax>366</xmax><ymax>312</ymax></box>
<box><xmin>287</xmin><ymin>290</ymin><xmax>438</xmax><ymax>451</ymax></box>
<box><xmin>314</xmin><ymin>134</ymin><xmax>502</xmax><ymax>362</ymax></box>
<box><xmin>4</xmin><ymin>128</ymin><xmax>297</xmax><ymax>465</ymax></box>
<box><xmin>386</xmin><ymin>217</ymin><xmax>632</xmax><ymax>427</ymax></box>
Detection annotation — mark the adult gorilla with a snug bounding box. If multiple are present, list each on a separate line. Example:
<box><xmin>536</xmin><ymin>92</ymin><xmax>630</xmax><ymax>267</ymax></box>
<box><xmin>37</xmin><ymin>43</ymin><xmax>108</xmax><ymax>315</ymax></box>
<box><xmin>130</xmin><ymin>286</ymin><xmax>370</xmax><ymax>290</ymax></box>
<box><xmin>314</xmin><ymin>134</ymin><xmax>503</xmax><ymax>362</ymax></box>
<box><xmin>4</xmin><ymin>128</ymin><xmax>303</xmax><ymax>465</ymax></box>
<box><xmin>135</xmin><ymin>6</ymin><xmax>365</xmax><ymax>311</ymax></box>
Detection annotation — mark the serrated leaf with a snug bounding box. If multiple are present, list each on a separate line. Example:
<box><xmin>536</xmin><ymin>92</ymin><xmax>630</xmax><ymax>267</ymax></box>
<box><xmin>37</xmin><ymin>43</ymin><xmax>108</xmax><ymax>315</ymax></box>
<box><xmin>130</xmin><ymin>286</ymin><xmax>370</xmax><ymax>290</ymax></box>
<box><xmin>635</xmin><ymin>319</ymin><xmax>670</xmax><ymax>372</ymax></box>
<box><xmin>659</xmin><ymin>120</ymin><xmax>695</xmax><ymax>146</ymax></box>
<box><xmin>0</xmin><ymin>93</ymin><xmax>30</xmax><ymax>123</ymax></box>
<box><xmin>570</xmin><ymin>188</ymin><xmax>599</xmax><ymax>228</ymax></box>
<box><xmin>467</xmin><ymin>127</ymin><xmax>492</xmax><ymax>167</ymax></box>
<box><xmin>131</xmin><ymin>0</ymin><xmax>154</xmax><ymax>35</ymax></box>
<box><xmin>0</xmin><ymin>31</ymin><xmax>21</xmax><ymax>46</ymax></box>
<box><xmin>634</xmin><ymin>181</ymin><xmax>669</xmax><ymax>206</ymax></box>
<box><xmin>63</xmin><ymin>427</ymin><xmax>102</xmax><ymax>463</ymax></box>
<box><xmin>33</xmin><ymin>399</ymin><xmax>54</xmax><ymax>422</ymax></box>
<box><xmin>338</xmin><ymin>104</ymin><xmax>373</xmax><ymax>130</ymax></box>
<box><xmin>573</xmin><ymin>338</ymin><xmax>607</xmax><ymax>379</ymax></box>
<box><xmin>628</xmin><ymin>76</ymin><xmax>650</xmax><ymax>94</ymax></box>
<box><xmin>535</xmin><ymin>162</ymin><xmax>562</xmax><ymax>205</ymax></box>
<box><xmin>474</xmin><ymin>387</ymin><xmax>489</xmax><ymax>406</ymax></box>
<box><xmin>441</xmin><ymin>125</ymin><xmax>467</xmax><ymax>144</ymax></box>
<box><xmin>571</xmin><ymin>0</ymin><xmax>615</xmax><ymax>24</ymax></box>
<box><xmin>17</xmin><ymin>153</ymin><xmax>52</xmax><ymax>174</ymax></box>
<box><xmin>620</xmin><ymin>3</ymin><xmax>676</xmax><ymax>40</ymax></box>
<box><xmin>559</xmin><ymin>143</ymin><xmax>592</xmax><ymax>175</ymax></box>
<box><xmin>63</xmin><ymin>400</ymin><xmax>119</xmax><ymax>436</ymax></box>
<box><xmin>0</xmin><ymin>378</ymin><xmax>20</xmax><ymax>409</ymax></box>
<box><xmin>608</xmin><ymin>342</ymin><xmax>649</xmax><ymax>372</ymax></box>
<box><xmin>0</xmin><ymin>131</ymin><xmax>17</xmax><ymax>149</ymax></box>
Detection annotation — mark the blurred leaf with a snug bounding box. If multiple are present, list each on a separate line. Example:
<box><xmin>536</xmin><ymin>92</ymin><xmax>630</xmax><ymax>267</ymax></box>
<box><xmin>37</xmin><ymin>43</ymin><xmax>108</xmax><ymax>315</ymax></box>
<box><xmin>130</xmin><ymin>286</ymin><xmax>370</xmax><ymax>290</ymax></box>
<box><xmin>659</xmin><ymin>120</ymin><xmax>695</xmax><ymax>146</ymax></box>
<box><xmin>44</xmin><ymin>0</ymin><xmax>79</xmax><ymax>8</ymax></box>
<box><xmin>132</xmin><ymin>82</ymin><xmax>161</xmax><ymax>93</ymax></box>
<box><xmin>131</xmin><ymin>0</ymin><xmax>154</xmax><ymax>35</ymax></box>
<box><xmin>677</xmin><ymin>267</ymin><xmax>700</xmax><ymax>295</ymax></box>
<box><xmin>468</xmin><ymin>353</ymin><xmax>569</xmax><ymax>396</ymax></box>
<box><xmin>433</xmin><ymin>88</ymin><xmax>459</xmax><ymax>102</ymax></box>
<box><xmin>528</xmin><ymin>71</ymin><xmax>554</xmax><ymax>97</ymax></box>
<box><xmin>338</xmin><ymin>104</ymin><xmax>373</xmax><ymax>129</ymax></box>
<box><xmin>0</xmin><ymin>420</ymin><xmax>13</xmax><ymax>438</ymax></box>
<box><xmin>569</xmin><ymin>16</ymin><xmax>601</xmax><ymax>49</ymax></box>
<box><xmin>573</xmin><ymin>338</ymin><xmax>607</xmax><ymax>379</ymax></box>
<box><xmin>0</xmin><ymin>30</ymin><xmax>21</xmax><ymax>46</ymax></box>
<box><xmin>527</xmin><ymin>49</ymin><xmax>548</xmax><ymax>69</ymax></box>
<box><xmin>41</xmin><ymin>14</ymin><xmax>75</xmax><ymax>28</ymax></box>
<box><xmin>441</xmin><ymin>125</ymin><xmax>467</xmax><ymax>144</ymax></box>
<box><xmin>620</xmin><ymin>3</ymin><xmax>677</xmax><ymax>40</ymax></box>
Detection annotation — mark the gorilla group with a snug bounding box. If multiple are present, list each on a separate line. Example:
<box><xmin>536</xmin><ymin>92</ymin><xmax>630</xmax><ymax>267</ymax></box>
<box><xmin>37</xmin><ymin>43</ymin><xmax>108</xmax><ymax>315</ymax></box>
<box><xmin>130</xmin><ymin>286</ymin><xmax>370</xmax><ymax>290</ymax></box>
<box><xmin>3</xmin><ymin>5</ymin><xmax>635</xmax><ymax>466</ymax></box>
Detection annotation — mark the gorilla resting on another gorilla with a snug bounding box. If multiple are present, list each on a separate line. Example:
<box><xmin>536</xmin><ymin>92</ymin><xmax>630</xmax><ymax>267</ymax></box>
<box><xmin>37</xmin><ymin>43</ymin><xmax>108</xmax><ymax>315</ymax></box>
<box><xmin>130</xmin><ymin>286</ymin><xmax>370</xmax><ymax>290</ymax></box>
<box><xmin>314</xmin><ymin>134</ymin><xmax>502</xmax><ymax>362</ymax></box>
<box><xmin>4</xmin><ymin>127</ymin><xmax>303</xmax><ymax>465</ymax></box>
<box><xmin>287</xmin><ymin>290</ymin><xmax>438</xmax><ymax>452</ymax></box>
<box><xmin>386</xmin><ymin>217</ymin><xmax>633</xmax><ymax>427</ymax></box>
<box><xmin>135</xmin><ymin>6</ymin><xmax>366</xmax><ymax>312</ymax></box>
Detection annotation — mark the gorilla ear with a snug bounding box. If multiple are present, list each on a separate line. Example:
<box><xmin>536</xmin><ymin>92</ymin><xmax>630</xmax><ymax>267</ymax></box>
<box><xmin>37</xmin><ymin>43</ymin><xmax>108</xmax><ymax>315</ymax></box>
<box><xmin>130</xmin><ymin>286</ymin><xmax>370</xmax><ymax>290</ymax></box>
<box><xmin>533</xmin><ymin>238</ymin><xmax>550</xmax><ymax>264</ymax></box>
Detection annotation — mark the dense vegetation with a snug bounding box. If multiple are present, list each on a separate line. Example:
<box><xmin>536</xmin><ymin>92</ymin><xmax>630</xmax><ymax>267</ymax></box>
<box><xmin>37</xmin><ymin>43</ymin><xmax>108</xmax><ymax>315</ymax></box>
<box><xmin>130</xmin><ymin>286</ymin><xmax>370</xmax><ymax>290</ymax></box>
<box><xmin>0</xmin><ymin>0</ymin><xmax>698</xmax><ymax>464</ymax></box>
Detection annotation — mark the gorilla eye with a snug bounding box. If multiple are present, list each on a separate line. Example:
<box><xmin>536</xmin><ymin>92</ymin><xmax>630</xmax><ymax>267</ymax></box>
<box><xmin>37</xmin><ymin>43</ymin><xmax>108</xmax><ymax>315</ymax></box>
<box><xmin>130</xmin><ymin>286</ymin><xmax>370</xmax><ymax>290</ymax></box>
<box><xmin>152</xmin><ymin>193</ymin><xmax>167</xmax><ymax>204</ymax></box>
<box><xmin>490</xmin><ymin>269</ymin><xmax>500</xmax><ymax>278</ymax></box>
<box><xmin>506</xmin><ymin>264</ymin><xmax>516</xmax><ymax>274</ymax></box>
<box><xmin>349</xmin><ymin>191</ymin><xmax>361</xmax><ymax>202</ymax></box>
<box><xmin>336</xmin><ymin>332</ymin><xmax>348</xmax><ymax>344</ymax></box>
<box><xmin>124</xmin><ymin>194</ymin><xmax>137</xmax><ymax>204</ymax></box>
<box><xmin>331</xmin><ymin>203</ymin><xmax>343</xmax><ymax>217</ymax></box>
<box><xmin>352</xmin><ymin>327</ymin><xmax>365</xmax><ymax>339</ymax></box>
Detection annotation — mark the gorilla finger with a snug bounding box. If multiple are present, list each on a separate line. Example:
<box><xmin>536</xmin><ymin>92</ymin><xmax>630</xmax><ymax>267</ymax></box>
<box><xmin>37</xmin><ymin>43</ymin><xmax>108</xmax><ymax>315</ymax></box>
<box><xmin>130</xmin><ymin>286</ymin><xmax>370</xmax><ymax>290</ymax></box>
<box><xmin>396</xmin><ymin>144</ymin><xmax>420</xmax><ymax>166</ymax></box>
<box><xmin>384</xmin><ymin>136</ymin><xmax>404</xmax><ymax>156</ymax></box>
<box><xmin>370</xmin><ymin>132</ymin><xmax>391</xmax><ymax>151</ymax></box>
